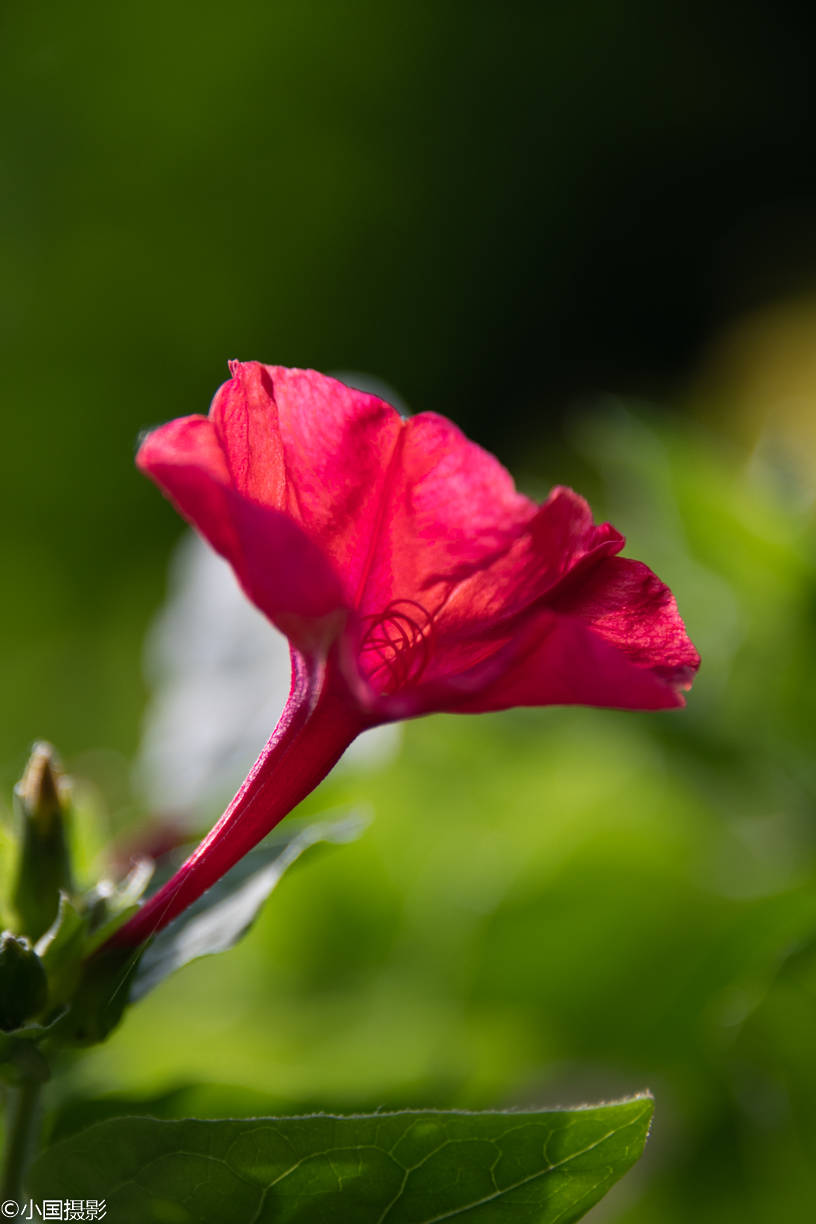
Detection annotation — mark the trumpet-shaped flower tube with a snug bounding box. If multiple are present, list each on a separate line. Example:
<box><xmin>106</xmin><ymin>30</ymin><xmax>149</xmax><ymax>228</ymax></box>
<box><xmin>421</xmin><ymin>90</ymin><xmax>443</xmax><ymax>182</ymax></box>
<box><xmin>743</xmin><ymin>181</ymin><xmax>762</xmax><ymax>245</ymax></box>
<box><xmin>112</xmin><ymin>363</ymin><xmax>699</xmax><ymax>946</ymax></box>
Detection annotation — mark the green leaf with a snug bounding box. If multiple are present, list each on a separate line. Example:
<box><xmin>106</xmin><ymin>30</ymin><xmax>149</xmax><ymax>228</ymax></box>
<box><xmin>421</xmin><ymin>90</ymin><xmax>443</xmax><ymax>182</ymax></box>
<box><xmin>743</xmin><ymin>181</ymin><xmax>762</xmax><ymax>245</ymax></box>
<box><xmin>28</xmin><ymin>1096</ymin><xmax>653</xmax><ymax>1222</ymax></box>
<box><xmin>130</xmin><ymin>813</ymin><xmax>367</xmax><ymax>1000</ymax></box>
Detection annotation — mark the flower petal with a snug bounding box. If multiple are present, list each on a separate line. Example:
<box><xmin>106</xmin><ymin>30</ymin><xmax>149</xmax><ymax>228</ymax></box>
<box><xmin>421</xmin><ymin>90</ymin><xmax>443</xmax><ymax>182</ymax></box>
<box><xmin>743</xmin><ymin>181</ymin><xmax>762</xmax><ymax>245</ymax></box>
<box><xmin>140</xmin><ymin>368</ymin><xmax>698</xmax><ymax>712</ymax></box>
<box><xmin>447</xmin><ymin>609</ymin><xmax>693</xmax><ymax>712</ymax></box>
<box><xmin>351</xmin><ymin>550</ymin><xmax>698</xmax><ymax>717</ymax></box>
<box><xmin>350</xmin><ymin>411</ymin><xmax>539</xmax><ymax>617</ymax></box>
<box><xmin>546</xmin><ymin>556</ymin><xmax>700</xmax><ymax>688</ymax></box>
<box><xmin>424</xmin><ymin>486</ymin><xmax>624</xmax><ymax>632</ymax></box>
<box><xmin>252</xmin><ymin>365</ymin><xmax>405</xmax><ymax>606</ymax></box>
<box><xmin>220</xmin><ymin>367</ymin><xmax>540</xmax><ymax>620</ymax></box>
<box><xmin>138</xmin><ymin>416</ymin><xmax>237</xmax><ymax>559</ymax></box>
<box><xmin>138</xmin><ymin>413</ymin><xmax>345</xmax><ymax>651</ymax></box>
<box><xmin>370</xmin><ymin>604</ymin><xmax>692</xmax><ymax>717</ymax></box>
<box><xmin>210</xmin><ymin>360</ymin><xmax>286</xmax><ymax>505</ymax></box>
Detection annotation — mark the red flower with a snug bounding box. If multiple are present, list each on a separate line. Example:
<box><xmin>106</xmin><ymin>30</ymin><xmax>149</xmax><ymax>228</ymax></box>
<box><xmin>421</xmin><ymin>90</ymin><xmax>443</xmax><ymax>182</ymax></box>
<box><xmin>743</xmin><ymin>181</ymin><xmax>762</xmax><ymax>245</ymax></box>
<box><xmin>113</xmin><ymin>363</ymin><xmax>698</xmax><ymax>945</ymax></box>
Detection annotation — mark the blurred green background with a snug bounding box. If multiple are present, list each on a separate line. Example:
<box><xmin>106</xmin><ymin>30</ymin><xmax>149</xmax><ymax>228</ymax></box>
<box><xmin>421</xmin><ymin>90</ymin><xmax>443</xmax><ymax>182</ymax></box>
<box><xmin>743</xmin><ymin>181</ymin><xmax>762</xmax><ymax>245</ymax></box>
<box><xmin>3</xmin><ymin>2</ymin><xmax>816</xmax><ymax>1220</ymax></box>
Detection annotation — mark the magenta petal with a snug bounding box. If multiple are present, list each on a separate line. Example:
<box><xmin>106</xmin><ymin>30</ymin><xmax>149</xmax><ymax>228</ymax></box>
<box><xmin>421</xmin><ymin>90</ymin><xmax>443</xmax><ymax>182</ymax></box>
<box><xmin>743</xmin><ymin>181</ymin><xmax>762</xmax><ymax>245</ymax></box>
<box><xmin>137</xmin><ymin>416</ymin><xmax>238</xmax><ymax>560</ymax></box>
<box><xmin>412</xmin><ymin>485</ymin><xmax>624</xmax><ymax>641</ymax></box>
<box><xmin>436</xmin><ymin>610</ymin><xmax>692</xmax><ymax>713</ymax></box>
<box><xmin>527</xmin><ymin>486</ymin><xmax>625</xmax><ymax>587</ymax></box>
<box><xmin>546</xmin><ymin>556</ymin><xmax>700</xmax><ymax>688</ymax></box>
<box><xmin>138</xmin><ymin>413</ymin><xmax>346</xmax><ymax>651</ymax></box>
<box><xmin>422</xmin><ymin>551</ymin><xmax>699</xmax><ymax>714</ymax></box>
<box><xmin>257</xmin><ymin>366</ymin><xmax>405</xmax><ymax>606</ymax></box>
<box><xmin>209</xmin><ymin>362</ymin><xmax>287</xmax><ymax>506</ymax></box>
<box><xmin>351</xmin><ymin>411</ymin><xmax>539</xmax><ymax>618</ymax></box>
<box><xmin>346</xmin><ymin>491</ymin><xmax>697</xmax><ymax>717</ymax></box>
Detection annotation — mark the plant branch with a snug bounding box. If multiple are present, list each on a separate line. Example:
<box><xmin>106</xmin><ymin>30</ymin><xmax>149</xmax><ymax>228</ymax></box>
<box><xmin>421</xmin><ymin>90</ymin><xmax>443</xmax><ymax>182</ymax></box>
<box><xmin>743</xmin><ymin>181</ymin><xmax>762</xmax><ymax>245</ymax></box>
<box><xmin>2</xmin><ymin>1068</ymin><xmax>44</xmax><ymax>1201</ymax></box>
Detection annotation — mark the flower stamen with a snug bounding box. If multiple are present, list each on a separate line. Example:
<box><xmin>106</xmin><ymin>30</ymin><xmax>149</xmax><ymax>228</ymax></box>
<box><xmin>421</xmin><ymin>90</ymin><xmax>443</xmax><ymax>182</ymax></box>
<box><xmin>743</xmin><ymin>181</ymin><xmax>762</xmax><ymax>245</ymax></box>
<box><xmin>358</xmin><ymin>599</ymin><xmax>434</xmax><ymax>694</ymax></box>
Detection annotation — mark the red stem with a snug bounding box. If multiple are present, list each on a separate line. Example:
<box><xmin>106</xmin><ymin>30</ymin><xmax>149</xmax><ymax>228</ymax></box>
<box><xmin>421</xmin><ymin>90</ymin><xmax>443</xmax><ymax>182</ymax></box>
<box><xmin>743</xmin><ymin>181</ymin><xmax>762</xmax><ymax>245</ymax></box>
<box><xmin>109</xmin><ymin>652</ymin><xmax>363</xmax><ymax>948</ymax></box>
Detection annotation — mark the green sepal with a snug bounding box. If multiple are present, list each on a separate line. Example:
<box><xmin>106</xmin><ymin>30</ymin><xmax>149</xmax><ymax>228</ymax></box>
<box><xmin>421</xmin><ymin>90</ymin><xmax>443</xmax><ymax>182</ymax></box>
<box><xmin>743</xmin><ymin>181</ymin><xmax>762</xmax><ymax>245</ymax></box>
<box><xmin>35</xmin><ymin>892</ymin><xmax>90</xmax><ymax>1009</ymax></box>
<box><xmin>54</xmin><ymin>944</ymin><xmax>144</xmax><ymax>1046</ymax></box>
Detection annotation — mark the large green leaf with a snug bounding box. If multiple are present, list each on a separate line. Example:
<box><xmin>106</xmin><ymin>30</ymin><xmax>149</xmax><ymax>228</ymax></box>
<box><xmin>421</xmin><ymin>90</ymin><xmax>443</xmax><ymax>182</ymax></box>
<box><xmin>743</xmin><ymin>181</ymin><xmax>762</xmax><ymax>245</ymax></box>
<box><xmin>29</xmin><ymin>1096</ymin><xmax>653</xmax><ymax>1222</ymax></box>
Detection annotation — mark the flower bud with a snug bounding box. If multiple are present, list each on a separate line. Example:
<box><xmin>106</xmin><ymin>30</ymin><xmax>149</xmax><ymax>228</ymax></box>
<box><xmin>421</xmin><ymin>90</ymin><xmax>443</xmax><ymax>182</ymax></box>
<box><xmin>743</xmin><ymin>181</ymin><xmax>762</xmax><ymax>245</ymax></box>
<box><xmin>11</xmin><ymin>743</ymin><xmax>74</xmax><ymax>940</ymax></box>
<box><xmin>0</xmin><ymin>933</ymin><xmax>48</xmax><ymax>1031</ymax></box>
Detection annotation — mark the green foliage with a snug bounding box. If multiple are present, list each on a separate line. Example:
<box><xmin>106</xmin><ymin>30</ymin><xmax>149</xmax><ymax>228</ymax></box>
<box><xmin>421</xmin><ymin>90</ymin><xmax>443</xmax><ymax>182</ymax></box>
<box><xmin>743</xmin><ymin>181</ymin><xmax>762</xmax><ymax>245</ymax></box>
<box><xmin>0</xmin><ymin>804</ymin><xmax>365</xmax><ymax>1053</ymax></box>
<box><xmin>29</xmin><ymin>1098</ymin><xmax>652</xmax><ymax>1222</ymax></box>
<box><xmin>132</xmin><ymin>813</ymin><xmax>365</xmax><ymax>1000</ymax></box>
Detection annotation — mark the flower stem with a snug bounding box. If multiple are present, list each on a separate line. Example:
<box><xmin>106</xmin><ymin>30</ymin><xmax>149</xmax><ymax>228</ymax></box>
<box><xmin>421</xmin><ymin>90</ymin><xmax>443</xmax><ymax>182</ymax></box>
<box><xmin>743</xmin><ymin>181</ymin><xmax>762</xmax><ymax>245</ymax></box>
<box><xmin>108</xmin><ymin>655</ymin><xmax>364</xmax><ymax>949</ymax></box>
<box><xmin>2</xmin><ymin>1076</ymin><xmax>42</xmax><ymax>1201</ymax></box>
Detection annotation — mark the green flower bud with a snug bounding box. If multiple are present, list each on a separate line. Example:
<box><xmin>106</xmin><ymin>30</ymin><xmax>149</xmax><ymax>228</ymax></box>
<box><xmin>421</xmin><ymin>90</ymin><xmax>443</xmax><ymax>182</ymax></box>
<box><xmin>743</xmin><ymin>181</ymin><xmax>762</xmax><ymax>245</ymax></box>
<box><xmin>0</xmin><ymin>933</ymin><xmax>48</xmax><ymax>1031</ymax></box>
<box><xmin>12</xmin><ymin>743</ymin><xmax>74</xmax><ymax>940</ymax></box>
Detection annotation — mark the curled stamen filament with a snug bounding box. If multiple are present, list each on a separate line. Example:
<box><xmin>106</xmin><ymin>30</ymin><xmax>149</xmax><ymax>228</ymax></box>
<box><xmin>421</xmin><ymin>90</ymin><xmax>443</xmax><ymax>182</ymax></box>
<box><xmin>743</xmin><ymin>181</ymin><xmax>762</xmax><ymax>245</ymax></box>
<box><xmin>359</xmin><ymin>599</ymin><xmax>434</xmax><ymax>694</ymax></box>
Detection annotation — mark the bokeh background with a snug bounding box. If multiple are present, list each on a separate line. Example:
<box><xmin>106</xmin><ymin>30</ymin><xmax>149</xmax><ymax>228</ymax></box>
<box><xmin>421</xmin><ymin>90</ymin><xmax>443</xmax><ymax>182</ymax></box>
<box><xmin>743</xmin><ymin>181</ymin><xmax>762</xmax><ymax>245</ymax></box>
<box><xmin>3</xmin><ymin>2</ymin><xmax>816</xmax><ymax>1219</ymax></box>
